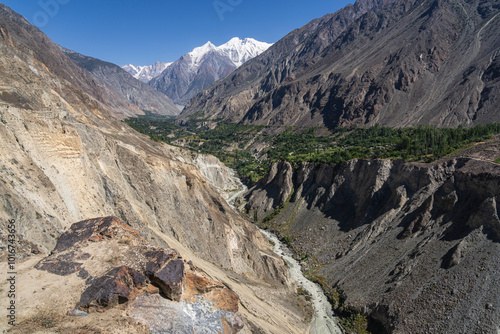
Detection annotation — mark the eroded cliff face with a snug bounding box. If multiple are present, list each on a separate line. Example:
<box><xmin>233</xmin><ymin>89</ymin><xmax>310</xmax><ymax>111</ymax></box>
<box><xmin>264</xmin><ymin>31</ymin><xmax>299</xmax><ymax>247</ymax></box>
<box><xmin>188</xmin><ymin>154</ymin><xmax>243</xmax><ymax>199</ymax></box>
<box><xmin>246</xmin><ymin>157</ymin><xmax>500</xmax><ymax>333</ymax></box>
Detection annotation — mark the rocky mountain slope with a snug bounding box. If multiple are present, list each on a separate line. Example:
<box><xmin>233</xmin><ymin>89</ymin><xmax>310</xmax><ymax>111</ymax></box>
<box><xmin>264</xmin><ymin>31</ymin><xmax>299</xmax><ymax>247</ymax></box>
<box><xmin>183</xmin><ymin>0</ymin><xmax>500</xmax><ymax>129</ymax></box>
<box><xmin>0</xmin><ymin>4</ymin><xmax>311</xmax><ymax>333</ymax></box>
<box><xmin>245</xmin><ymin>145</ymin><xmax>500</xmax><ymax>333</ymax></box>
<box><xmin>61</xmin><ymin>48</ymin><xmax>179</xmax><ymax>117</ymax></box>
<box><xmin>121</xmin><ymin>61</ymin><xmax>172</xmax><ymax>83</ymax></box>
<box><xmin>150</xmin><ymin>37</ymin><xmax>272</xmax><ymax>105</ymax></box>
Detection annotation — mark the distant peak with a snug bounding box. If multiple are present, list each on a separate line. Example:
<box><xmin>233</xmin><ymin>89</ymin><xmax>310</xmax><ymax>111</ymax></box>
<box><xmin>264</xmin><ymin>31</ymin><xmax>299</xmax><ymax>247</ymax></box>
<box><xmin>218</xmin><ymin>37</ymin><xmax>272</xmax><ymax>50</ymax></box>
<box><xmin>190</xmin><ymin>41</ymin><xmax>215</xmax><ymax>56</ymax></box>
<box><xmin>220</xmin><ymin>37</ymin><xmax>243</xmax><ymax>48</ymax></box>
<box><xmin>199</xmin><ymin>41</ymin><xmax>216</xmax><ymax>50</ymax></box>
<box><xmin>227</xmin><ymin>37</ymin><xmax>242</xmax><ymax>43</ymax></box>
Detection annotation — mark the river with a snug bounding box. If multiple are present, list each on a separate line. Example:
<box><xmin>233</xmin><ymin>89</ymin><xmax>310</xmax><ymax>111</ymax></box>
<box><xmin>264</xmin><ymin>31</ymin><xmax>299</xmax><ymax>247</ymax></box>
<box><xmin>226</xmin><ymin>169</ymin><xmax>343</xmax><ymax>334</ymax></box>
<box><xmin>259</xmin><ymin>229</ymin><xmax>343</xmax><ymax>334</ymax></box>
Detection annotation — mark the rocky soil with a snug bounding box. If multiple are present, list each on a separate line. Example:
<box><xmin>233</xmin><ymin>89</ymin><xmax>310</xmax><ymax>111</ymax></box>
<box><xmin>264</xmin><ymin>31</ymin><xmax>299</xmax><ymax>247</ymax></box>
<box><xmin>245</xmin><ymin>143</ymin><xmax>500</xmax><ymax>333</ymax></box>
<box><xmin>6</xmin><ymin>217</ymin><xmax>244</xmax><ymax>333</ymax></box>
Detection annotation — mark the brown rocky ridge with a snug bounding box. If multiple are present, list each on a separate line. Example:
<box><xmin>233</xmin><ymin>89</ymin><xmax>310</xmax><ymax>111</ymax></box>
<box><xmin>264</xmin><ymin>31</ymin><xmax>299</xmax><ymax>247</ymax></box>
<box><xmin>12</xmin><ymin>216</ymin><xmax>243</xmax><ymax>333</ymax></box>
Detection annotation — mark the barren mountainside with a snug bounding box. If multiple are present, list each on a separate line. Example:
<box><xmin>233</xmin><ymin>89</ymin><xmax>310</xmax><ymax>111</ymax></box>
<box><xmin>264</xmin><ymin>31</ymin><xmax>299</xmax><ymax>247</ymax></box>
<box><xmin>0</xmin><ymin>4</ymin><xmax>311</xmax><ymax>333</ymax></box>
<box><xmin>61</xmin><ymin>47</ymin><xmax>180</xmax><ymax>117</ymax></box>
<box><xmin>183</xmin><ymin>0</ymin><xmax>500</xmax><ymax>128</ymax></box>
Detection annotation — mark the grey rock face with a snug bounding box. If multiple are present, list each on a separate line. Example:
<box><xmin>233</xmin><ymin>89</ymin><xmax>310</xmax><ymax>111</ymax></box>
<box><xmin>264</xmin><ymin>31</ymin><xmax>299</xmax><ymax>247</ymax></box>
<box><xmin>246</xmin><ymin>158</ymin><xmax>500</xmax><ymax>333</ymax></box>
<box><xmin>130</xmin><ymin>295</ymin><xmax>243</xmax><ymax>334</ymax></box>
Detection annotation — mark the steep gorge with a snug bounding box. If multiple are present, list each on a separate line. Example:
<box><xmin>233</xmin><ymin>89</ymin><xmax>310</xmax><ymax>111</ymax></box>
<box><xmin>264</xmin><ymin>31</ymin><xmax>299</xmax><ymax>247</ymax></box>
<box><xmin>245</xmin><ymin>151</ymin><xmax>500</xmax><ymax>333</ymax></box>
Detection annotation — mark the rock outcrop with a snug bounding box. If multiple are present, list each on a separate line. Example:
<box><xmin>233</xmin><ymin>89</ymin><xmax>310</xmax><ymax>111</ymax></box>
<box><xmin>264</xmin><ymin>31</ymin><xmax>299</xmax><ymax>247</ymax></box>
<box><xmin>245</xmin><ymin>155</ymin><xmax>500</xmax><ymax>333</ymax></box>
<box><xmin>32</xmin><ymin>217</ymin><xmax>244</xmax><ymax>333</ymax></box>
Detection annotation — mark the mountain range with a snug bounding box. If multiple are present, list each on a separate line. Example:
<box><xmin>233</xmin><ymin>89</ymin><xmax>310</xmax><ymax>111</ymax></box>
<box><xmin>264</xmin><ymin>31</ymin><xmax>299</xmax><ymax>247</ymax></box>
<box><xmin>145</xmin><ymin>37</ymin><xmax>272</xmax><ymax>105</ymax></box>
<box><xmin>1</xmin><ymin>0</ymin><xmax>500</xmax><ymax>333</ymax></box>
<box><xmin>183</xmin><ymin>0</ymin><xmax>500</xmax><ymax>129</ymax></box>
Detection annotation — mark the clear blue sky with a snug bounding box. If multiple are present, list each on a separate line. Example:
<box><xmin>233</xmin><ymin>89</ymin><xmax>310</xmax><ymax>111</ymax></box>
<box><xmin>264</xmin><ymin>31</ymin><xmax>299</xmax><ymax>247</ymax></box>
<box><xmin>1</xmin><ymin>0</ymin><xmax>353</xmax><ymax>66</ymax></box>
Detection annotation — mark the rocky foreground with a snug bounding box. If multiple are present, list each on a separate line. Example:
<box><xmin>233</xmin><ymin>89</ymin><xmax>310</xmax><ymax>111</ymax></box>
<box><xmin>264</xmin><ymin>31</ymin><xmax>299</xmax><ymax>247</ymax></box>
<box><xmin>10</xmin><ymin>217</ymin><xmax>243</xmax><ymax>333</ymax></box>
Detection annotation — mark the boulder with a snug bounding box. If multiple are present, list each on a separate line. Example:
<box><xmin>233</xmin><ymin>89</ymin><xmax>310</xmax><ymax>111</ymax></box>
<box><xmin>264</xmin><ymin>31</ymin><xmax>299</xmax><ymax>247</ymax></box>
<box><xmin>79</xmin><ymin>266</ymin><xmax>148</xmax><ymax>311</ymax></box>
<box><xmin>152</xmin><ymin>259</ymin><xmax>184</xmax><ymax>301</ymax></box>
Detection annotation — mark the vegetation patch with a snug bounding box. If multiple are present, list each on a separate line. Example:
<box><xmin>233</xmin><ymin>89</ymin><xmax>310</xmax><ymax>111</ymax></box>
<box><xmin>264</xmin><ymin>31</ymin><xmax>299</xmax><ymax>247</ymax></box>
<box><xmin>305</xmin><ymin>273</ymin><xmax>374</xmax><ymax>334</ymax></box>
<box><xmin>14</xmin><ymin>311</ymin><xmax>62</xmax><ymax>332</ymax></box>
<box><xmin>261</xmin><ymin>203</ymin><xmax>286</xmax><ymax>224</ymax></box>
<box><xmin>297</xmin><ymin>286</ymin><xmax>312</xmax><ymax>302</ymax></box>
<box><xmin>125</xmin><ymin>115</ymin><xmax>500</xmax><ymax>185</ymax></box>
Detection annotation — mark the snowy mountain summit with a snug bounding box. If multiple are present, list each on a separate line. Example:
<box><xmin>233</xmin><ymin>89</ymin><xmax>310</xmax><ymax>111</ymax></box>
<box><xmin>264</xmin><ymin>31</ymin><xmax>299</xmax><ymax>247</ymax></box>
<box><xmin>121</xmin><ymin>61</ymin><xmax>172</xmax><ymax>83</ymax></box>
<box><xmin>149</xmin><ymin>37</ymin><xmax>272</xmax><ymax>105</ymax></box>
<box><xmin>189</xmin><ymin>37</ymin><xmax>272</xmax><ymax>69</ymax></box>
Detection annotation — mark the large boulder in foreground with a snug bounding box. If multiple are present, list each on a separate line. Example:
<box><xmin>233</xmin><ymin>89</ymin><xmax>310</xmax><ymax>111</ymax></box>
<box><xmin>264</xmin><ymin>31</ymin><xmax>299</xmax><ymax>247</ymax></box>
<box><xmin>35</xmin><ymin>216</ymin><xmax>243</xmax><ymax>334</ymax></box>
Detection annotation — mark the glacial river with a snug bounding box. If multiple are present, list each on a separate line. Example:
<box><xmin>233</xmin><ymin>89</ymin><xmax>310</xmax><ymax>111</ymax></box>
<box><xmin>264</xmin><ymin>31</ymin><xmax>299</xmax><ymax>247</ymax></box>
<box><xmin>259</xmin><ymin>229</ymin><xmax>343</xmax><ymax>334</ymax></box>
<box><xmin>226</xmin><ymin>169</ymin><xmax>343</xmax><ymax>334</ymax></box>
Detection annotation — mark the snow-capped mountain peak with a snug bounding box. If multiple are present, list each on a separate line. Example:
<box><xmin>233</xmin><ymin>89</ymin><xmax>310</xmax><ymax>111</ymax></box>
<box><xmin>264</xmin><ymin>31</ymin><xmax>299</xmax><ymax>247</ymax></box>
<box><xmin>122</xmin><ymin>37</ymin><xmax>271</xmax><ymax>84</ymax></box>
<box><xmin>185</xmin><ymin>37</ymin><xmax>272</xmax><ymax>71</ymax></box>
<box><xmin>217</xmin><ymin>37</ymin><xmax>272</xmax><ymax>67</ymax></box>
<box><xmin>148</xmin><ymin>37</ymin><xmax>273</xmax><ymax>105</ymax></box>
<box><xmin>189</xmin><ymin>41</ymin><xmax>217</xmax><ymax>66</ymax></box>
<box><xmin>121</xmin><ymin>61</ymin><xmax>172</xmax><ymax>83</ymax></box>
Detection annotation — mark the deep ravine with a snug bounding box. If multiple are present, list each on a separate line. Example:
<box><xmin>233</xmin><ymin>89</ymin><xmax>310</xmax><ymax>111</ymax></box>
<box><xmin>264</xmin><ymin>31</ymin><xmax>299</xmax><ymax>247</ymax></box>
<box><xmin>225</xmin><ymin>169</ymin><xmax>343</xmax><ymax>334</ymax></box>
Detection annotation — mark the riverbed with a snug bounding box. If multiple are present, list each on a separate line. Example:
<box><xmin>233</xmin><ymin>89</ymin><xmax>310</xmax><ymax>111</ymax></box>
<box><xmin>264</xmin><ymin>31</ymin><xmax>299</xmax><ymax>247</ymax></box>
<box><xmin>226</xmin><ymin>169</ymin><xmax>343</xmax><ymax>334</ymax></box>
<box><xmin>259</xmin><ymin>229</ymin><xmax>343</xmax><ymax>334</ymax></box>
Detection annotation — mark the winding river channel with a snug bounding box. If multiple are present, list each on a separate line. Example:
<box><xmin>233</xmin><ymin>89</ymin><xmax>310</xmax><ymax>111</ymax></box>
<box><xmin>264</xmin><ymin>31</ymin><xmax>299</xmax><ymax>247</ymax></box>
<box><xmin>259</xmin><ymin>229</ymin><xmax>343</xmax><ymax>334</ymax></box>
<box><xmin>226</xmin><ymin>169</ymin><xmax>343</xmax><ymax>334</ymax></box>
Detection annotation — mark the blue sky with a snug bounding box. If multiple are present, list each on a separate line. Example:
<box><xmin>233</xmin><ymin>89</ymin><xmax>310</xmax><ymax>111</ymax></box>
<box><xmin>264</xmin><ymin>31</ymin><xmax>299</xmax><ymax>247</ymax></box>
<box><xmin>1</xmin><ymin>0</ymin><xmax>353</xmax><ymax>66</ymax></box>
